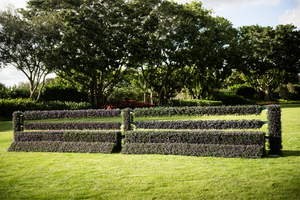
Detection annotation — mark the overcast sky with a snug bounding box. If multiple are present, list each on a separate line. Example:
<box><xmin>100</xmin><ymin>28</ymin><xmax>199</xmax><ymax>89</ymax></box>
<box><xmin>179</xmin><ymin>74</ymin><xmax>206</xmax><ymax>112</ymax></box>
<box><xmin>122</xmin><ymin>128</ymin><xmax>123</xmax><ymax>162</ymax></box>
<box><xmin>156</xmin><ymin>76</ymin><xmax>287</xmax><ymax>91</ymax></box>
<box><xmin>1</xmin><ymin>0</ymin><xmax>300</xmax><ymax>87</ymax></box>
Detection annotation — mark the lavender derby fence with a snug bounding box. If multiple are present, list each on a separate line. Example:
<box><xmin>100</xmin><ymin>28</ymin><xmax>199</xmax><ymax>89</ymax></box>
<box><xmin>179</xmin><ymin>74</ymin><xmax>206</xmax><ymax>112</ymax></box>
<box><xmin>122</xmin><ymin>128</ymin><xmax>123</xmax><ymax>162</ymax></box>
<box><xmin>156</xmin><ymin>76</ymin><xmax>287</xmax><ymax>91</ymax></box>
<box><xmin>122</xmin><ymin>105</ymin><xmax>282</xmax><ymax>158</ymax></box>
<box><xmin>8</xmin><ymin>105</ymin><xmax>282</xmax><ymax>157</ymax></box>
<box><xmin>8</xmin><ymin>109</ymin><xmax>123</xmax><ymax>153</ymax></box>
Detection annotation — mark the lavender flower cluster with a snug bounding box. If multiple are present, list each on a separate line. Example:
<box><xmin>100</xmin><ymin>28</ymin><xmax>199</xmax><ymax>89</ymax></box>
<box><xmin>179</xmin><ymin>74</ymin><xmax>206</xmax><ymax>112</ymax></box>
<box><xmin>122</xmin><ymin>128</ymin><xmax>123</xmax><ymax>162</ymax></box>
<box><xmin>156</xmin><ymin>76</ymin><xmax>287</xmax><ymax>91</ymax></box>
<box><xmin>122</xmin><ymin>143</ymin><xmax>265</xmax><ymax>158</ymax></box>
<box><xmin>267</xmin><ymin>105</ymin><xmax>282</xmax><ymax>155</ymax></box>
<box><xmin>134</xmin><ymin>105</ymin><xmax>262</xmax><ymax>117</ymax></box>
<box><xmin>124</xmin><ymin>130</ymin><xmax>266</xmax><ymax>146</ymax></box>
<box><xmin>134</xmin><ymin>119</ymin><xmax>264</xmax><ymax>130</ymax></box>
<box><xmin>14</xmin><ymin>130</ymin><xmax>122</xmax><ymax>143</ymax></box>
<box><xmin>24</xmin><ymin>121</ymin><xmax>121</xmax><ymax>130</ymax></box>
<box><xmin>8</xmin><ymin>141</ymin><xmax>117</xmax><ymax>153</ymax></box>
<box><xmin>24</xmin><ymin>109</ymin><xmax>121</xmax><ymax>120</ymax></box>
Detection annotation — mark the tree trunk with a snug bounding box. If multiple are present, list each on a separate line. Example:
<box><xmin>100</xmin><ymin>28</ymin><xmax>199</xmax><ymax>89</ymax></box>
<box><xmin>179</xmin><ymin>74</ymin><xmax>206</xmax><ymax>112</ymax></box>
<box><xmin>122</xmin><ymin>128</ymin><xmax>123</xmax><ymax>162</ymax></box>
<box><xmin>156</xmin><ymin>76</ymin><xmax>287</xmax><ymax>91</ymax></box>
<box><xmin>264</xmin><ymin>87</ymin><xmax>272</xmax><ymax>101</ymax></box>
<box><xmin>150</xmin><ymin>86</ymin><xmax>154</xmax><ymax>104</ymax></box>
<box><xmin>144</xmin><ymin>80</ymin><xmax>146</xmax><ymax>103</ymax></box>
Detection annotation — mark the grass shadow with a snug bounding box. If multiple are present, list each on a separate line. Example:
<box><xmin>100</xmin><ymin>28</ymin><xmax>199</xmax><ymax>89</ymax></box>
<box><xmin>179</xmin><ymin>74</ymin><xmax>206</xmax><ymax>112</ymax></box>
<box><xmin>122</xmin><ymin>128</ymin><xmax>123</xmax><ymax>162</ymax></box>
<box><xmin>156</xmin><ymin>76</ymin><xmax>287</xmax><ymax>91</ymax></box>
<box><xmin>281</xmin><ymin>150</ymin><xmax>300</xmax><ymax>157</ymax></box>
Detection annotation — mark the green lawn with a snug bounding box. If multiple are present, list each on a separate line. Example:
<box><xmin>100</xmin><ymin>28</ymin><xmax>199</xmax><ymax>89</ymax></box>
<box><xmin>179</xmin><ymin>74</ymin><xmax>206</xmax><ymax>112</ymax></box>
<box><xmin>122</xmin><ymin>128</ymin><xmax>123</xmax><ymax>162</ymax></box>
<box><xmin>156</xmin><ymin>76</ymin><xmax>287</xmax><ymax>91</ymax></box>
<box><xmin>1</xmin><ymin>105</ymin><xmax>300</xmax><ymax>199</ymax></box>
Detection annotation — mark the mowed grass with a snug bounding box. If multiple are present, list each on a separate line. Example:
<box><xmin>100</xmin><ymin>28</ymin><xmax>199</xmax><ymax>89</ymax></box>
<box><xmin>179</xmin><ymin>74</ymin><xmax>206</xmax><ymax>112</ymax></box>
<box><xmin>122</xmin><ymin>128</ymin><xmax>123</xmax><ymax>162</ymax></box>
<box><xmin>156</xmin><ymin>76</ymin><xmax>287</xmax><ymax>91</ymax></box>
<box><xmin>0</xmin><ymin>105</ymin><xmax>300</xmax><ymax>199</ymax></box>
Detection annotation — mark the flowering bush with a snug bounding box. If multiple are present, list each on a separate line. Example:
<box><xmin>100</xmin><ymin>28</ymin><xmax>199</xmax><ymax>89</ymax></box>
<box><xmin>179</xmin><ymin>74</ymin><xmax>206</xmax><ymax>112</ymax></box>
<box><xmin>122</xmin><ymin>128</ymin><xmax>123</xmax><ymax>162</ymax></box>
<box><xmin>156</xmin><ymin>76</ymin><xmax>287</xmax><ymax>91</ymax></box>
<box><xmin>267</xmin><ymin>105</ymin><xmax>282</xmax><ymax>155</ymax></box>
<box><xmin>24</xmin><ymin>109</ymin><xmax>121</xmax><ymax>120</ymax></box>
<box><xmin>124</xmin><ymin>130</ymin><xmax>266</xmax><ymax>146</ymax></box>
<box><xmin>134</xmin><ymin>105</ymin><xmax>262</xmax><ymax>117</ymax></box>
<box><xmin>122</xmin><ymin>108</ymin><xmax>133</xmax><ymax>131</ymax></box>
<box><xmin>134</xmin><ymin>119</ymin><xmax>264</xmax><ymax>130</ymax></box>
<box><xmin>96</xmin><ymin>100</ymin><xmax>155</xmax><ymax>109</ymax></box>
<box><xmin>24</xmin><ymin>121</ymin><xmax>121</xmax><ymax>130</ymax></box>
<box><xmin>122</xmin><ymin>143</ymin><xmax>265</xmax><ymax>158</ymax></box>
<box><xmin>8</xmin><ymin>141</ymin><xmax>118</xmax><ymax>153</ymax></box>
<box><xmin>12</xmin><ymin>111</ymin><xmax>24</xmax><ymax>133</ymax></box>
<box><xmin>14</xmin><ymin>130</ymin><xmax>122</xmax><ymax>143</ymax></box>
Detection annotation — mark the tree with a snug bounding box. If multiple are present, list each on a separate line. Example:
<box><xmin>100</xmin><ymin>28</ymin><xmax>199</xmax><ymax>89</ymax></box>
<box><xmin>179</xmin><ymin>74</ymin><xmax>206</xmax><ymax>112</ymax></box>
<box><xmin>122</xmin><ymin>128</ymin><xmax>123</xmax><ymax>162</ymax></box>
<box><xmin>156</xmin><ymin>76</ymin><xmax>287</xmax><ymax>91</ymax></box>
<box><xmin>236</xmin><ymin>25</ymin><xmax>300</xmax><ymax>101</ymax></box>
<box><xmin>131</xmin><ymin>0</ymin><xmax>222</xmax><ymax>105</ymax></box>
<box><xmin>0</xmin><ymin>5</ymin><xmax>60</xmax><ymax>101</ymax></box>
<box><xmin>184</xmin><ymin>15</ymin><xmax>238</xmax><ymax>99</ymax></box>
<box><xmin>24</xmin><ymin>0</ymin><xmax>144</xmax><ymax>105</ymax></box>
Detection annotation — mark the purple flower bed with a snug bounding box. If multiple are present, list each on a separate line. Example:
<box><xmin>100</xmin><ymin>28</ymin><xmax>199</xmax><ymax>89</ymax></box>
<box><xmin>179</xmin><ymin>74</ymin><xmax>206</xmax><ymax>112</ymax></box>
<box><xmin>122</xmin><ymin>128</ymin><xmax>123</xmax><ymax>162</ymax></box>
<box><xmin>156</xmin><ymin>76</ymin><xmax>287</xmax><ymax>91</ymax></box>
<box><xmin>24</xmin><ymin>109</ymin><xmax>121</xmax><ymax>120</ymax></box>
<box><xmin>267</xmin><ymin>105</ymin><xmax>282</xmax><ymax>155</ymax></box>
<box><xmin>122</xmin><ymin>143</ymin><xmax>265</xmax><ymax>158</ymax></box>
<box><xmin>8</xmin><ymin>141</ymin><xmax>117</xmax><ymax>153</ymax></box>
<box><xmin>134</xmin><ymin>105</ymin><xmax>262</xmax><ymax>117</ymax></box>
<box><xmin>14</xmin><ymin>130</ymin><xmax>122</xmax><ymax>143</ymax></box>
<box><xmin>134</xmin><ymin>119</ymin><xmax>264</xmax><ymax>130</ymax></box>
<box><xmin>124</xmin><ymin>130</ymin><xmax>266</xmax><ymax>146</ymax></box>
<box><xmin>24</xmin><ymin>121</ymin><xmax>121</xmax><ymax>130</ymax></box>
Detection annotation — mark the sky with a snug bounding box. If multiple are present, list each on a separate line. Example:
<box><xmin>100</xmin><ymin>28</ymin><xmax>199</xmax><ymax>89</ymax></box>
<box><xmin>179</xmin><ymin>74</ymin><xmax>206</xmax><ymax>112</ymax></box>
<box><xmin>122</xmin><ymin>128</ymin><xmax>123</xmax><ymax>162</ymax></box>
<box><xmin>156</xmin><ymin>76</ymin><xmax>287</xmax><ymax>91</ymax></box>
<box><xmin>0</xmin><ymin>0</ymin><xmax>300</xmax><ymax>87</ymax></box>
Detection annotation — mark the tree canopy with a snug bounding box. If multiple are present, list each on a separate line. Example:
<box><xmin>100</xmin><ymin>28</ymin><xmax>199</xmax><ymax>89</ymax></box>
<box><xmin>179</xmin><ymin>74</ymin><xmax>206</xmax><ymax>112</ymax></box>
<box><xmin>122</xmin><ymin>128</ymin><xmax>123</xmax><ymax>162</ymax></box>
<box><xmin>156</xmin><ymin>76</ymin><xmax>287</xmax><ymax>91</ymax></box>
<box><xmin>1</xmin><ymin>0</ymin><xmax>299</xmax><ymax>104</ymax></box>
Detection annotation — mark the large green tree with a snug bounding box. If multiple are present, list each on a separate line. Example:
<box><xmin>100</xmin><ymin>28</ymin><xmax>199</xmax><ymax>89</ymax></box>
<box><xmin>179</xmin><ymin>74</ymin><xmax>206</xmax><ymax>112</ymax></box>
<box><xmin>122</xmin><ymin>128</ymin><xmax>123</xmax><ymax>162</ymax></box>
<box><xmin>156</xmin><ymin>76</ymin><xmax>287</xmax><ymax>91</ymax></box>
<box><xmin>237</xmin><ymin>24</ymin><xmax>300</xmax><ymax>101</ymax></box>
<box><xmin>131</xmin><ymin>0</ymin><xmax>228</xmax><ymax>105</ymax></box>
<box><xmin>0</xmin><ymin>6</ymin><xmax>60</xmax><ymax>100</ymax></box>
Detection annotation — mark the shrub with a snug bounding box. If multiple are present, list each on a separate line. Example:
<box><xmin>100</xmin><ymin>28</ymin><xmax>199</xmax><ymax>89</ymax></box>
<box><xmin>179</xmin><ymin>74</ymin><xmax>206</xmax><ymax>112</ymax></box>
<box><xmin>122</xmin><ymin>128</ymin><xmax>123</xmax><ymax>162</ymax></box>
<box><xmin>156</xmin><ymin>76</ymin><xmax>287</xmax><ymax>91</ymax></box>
<box><xmin>8</xmin><ymin>141</ymin><xmax>118</xmax><ymax>153</ymax></box>
<box><xmin>133</xmin><ymin>119</ymin><xmax>264</xmax><ymax>130</ymax></box>
<box><xmin>0</xmin><ymin>99</ymin><xmax>93</xmax><ymax>120</ymax></box>
<box><xmin>134</xmin><ymin>105</ymin><xmax>262</xmax><ymax>117</ymax></box>
<box><xmin>227</xmin><ymin>84</ymin><xmax>257</xmax><ymax>99</ymax></box>
<box><xmin>12</xmin><ymin>111</ymin><xmax>24</xmax><ymax>133</ymax></box>
<box><xmin>122</xmin><ymin>108</ymin><xmax>133</xmax><ymax>131</ymax></box>
<box><xmin>14</xmin><ymin>130</ymin><xmax>122</xmax><ymax>143</ymax></box>
<box><xmin>267</xmin><ymin>105</ymin><xmax>282</xmax><ymax>155</ymax></box>
<box><xmin>122</xmin><ymin>143</ymin><xmax>265</xmax><ymax>158</ymax></box>
<box><xmin>40</xmin><ymin>84</ymin><xmax>88</xmax><ymax>102</ymax></box>
<box><xmin>210</xmin><ymin>92</ymin><xmax>252</xmax><ymax>105</ymax></box>
<box><xmin>170</xmin><ymin>99</ymin><xmax>222</xmax><ymax>107</ymax></box>
<box><xmin>124</xmin><ymin>130</ymin><xmax>266</xmax><ymax>146</ymax></box>
<box><xmin>96</xmin><ymin>100</ymin><xmax>155</xmax><ymax>109</ymax></box>
<box><xmin>24</xmin><ymin>109</ymin><xmax>121</xmax><ymax>120</ymax></box>
<box><xmin>24</xmin><ymin>121</ymin><xmax>121</xmax><ymax>130</ymax></box>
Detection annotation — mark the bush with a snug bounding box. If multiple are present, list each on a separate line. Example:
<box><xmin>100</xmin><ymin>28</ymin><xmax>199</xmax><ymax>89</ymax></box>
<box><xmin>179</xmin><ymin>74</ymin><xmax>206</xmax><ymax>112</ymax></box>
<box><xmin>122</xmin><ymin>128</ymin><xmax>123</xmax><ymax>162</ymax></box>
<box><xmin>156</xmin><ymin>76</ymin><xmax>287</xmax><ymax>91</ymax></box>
<box><xmin>134</xmin><ymin>105</ymin><xmax>262</xmax><ymax>117</ymax></box>
<box><xmin>24</xmin><ymin>121</ymin><xmax>121</xmax><ymax>130</ymax></box>
<box><xmin>0</xmin><ymin>99</ymin><xmax>93</xmax><ymax>120</ymax></box>
<box><xmin>14</xmin><ymin>130</ymin><xmax>122</xmax><ymax>143</ymax></box>
<box><xmin>227</xmin><ymin>84</ymin><xmax>257</xmax><ymax>99</ymax></box>
<box><xmin>124</xmin><ymin>130</ymin><xmax>266</xmax><ymax>146</ymax></box>
<box><xmin>40</xmin><ymin>84</ymin><xmax>88</xmax><ymax>102</ymax></box>
<box><xmin>122</xmin><ymin>143</ymin><xmax>265</xmax><ymax>158</ymax></box>
<box><xmin>24</xmin><ymin>109</ymin><xmax>120</xmax><ymax>120</ymax></box>
<box><xmin>0</xmin><ymin>85</ymin><xmax>31</xmax><ymax>99</ymax></box>
<box><xmin>267</xmin><ymin>105</ymin><xmax>282</xmax><ymax>155</ymax></box>
<box><xmin>210</xmin><ymin>92</ymin><xmax>252</xmax><ymax>105</ymax></box>
<box><xmin>134</xmin><ymin>119</ymin><xmax>264</xmax><ymax>130</ymax></box>
<box><xmin>96</xmin><ymin>100</ymin><xmax>155</xmax><ymax>109</ymax></box>
<box><xmin>8</xmin><ymin>141</ymin><xmax>118</xmax><ymax>153</ymax></box>
<box><xmin>171</xmin><ymin>99</ymin><xmax>222</xmax><ymax>107</ymax></box>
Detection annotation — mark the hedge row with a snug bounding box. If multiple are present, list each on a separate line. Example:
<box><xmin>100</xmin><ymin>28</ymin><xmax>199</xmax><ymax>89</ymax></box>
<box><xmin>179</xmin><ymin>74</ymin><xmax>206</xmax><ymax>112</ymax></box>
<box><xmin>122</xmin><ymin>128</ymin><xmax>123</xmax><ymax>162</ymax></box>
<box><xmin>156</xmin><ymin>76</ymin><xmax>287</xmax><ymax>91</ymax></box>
<box><xmin>14</xmin><ymin>130</ymin><xmax>122</xmax><ymax>143</ymax></box>
<box><xmin>267</xmin><ymin>105</ymin><xmax>282</xmax><ymax>155</ymax></box>
<box><xmin>124</xmin><ymin>130</ymin><xmax>266</xmax><ymax>146</ymax></box>
<box><xmin>24</xmin><ymin>109</ymin><xmax>121</xmax><ymax>120</ymax></box>
<box><xmin>24</xmin><ymin>121</ymin><xmax>121</xmax><ymax>130</ymax></box>
<box><xmin>171</xmin><ymin>99</ymin><xmax>222</xmax><ymax>107</ymax></box>
<box><xmin>134</xmin><ymin>119</ymin><xmax>264</xmax><ymax>130</ymax></box>
<box><xmin>134</xmin><ymin>105</ymin><xmax>262</xmax><ymax>117</ymax></box>
<box><xmin>0</xmin><ymin>99</ymin><xmax>93</xmax><ymax>120</ymax></box>
<box><xmin>8</xmin><ymin>141</ymin><xmax>118</xmax><ymax>153</ymax></box>
<box><xmin>122</xmin><ymin>143</ymin><xmax>264</xmax><ymax>158</ymax></box>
